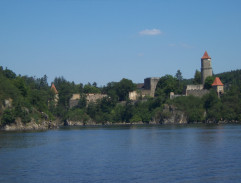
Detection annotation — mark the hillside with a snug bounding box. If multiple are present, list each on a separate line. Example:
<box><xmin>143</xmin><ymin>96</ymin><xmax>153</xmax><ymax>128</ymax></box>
<box><xmin>216</xmin><ymin>69</ymin><xmax>241</xmax><ymax>86</ymax></box>
<box><xmin>0</xmin><ymin>66</ymin><xmax>241</xmax><ymax>129</ymax></box>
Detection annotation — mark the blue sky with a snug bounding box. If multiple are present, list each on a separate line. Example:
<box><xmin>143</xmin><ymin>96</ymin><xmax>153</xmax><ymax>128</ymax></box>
<box><xmin>1</xmin><ymin>0</ymin><xmax>241</xmax><ymax>86</ymax></box>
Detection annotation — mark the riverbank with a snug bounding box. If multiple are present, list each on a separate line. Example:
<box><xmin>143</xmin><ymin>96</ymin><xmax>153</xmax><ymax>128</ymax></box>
<box><xmin>1</xmin><ymin>118</ymin><xmax>240</xmax><ymax>131</ymax></box>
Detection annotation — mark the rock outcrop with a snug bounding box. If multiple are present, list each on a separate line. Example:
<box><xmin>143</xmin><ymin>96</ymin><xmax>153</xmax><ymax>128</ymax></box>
<box><xmin>2</xmin><ymin>118</ymin><xmax>61</xmax><ymax>131</ymax></box>
<box><xmin>153</xmin><ymin>104</ymin><xmax>187</xmax><ymax>124</ymax></box>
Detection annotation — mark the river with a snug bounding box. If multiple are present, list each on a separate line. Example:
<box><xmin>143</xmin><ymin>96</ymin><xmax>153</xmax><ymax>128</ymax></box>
<box><xmin>1</xmin><ymin>124</ymin><xmax>241</xmax><ymax>183</ymax></box>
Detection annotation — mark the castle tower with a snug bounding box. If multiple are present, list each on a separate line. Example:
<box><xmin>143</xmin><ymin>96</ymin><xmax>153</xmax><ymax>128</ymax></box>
<box><xmin>212</xmin><ymin>77</ymin><xmax>224</xmax><ymax>97</ymax></box>
<box><xmin>201</xmin><ymin>51</ymin><xmax>212</xmax><ymax>85</ymax></box>
<box><xmin>50</xmin><ymin>83</ymin><xmax>59</xmax><ymax>103</ymax></box>
<box><xmin>144</xmin><ymin>77</ymin><xmax>160</xmax><ymax>97</ymax></box>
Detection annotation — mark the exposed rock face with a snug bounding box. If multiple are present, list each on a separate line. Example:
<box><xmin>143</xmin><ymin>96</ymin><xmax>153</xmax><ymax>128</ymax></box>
<box><xmin>154</xmin><ymin>104</ymin><xmax>187</xmax><ymax>124</ymax></box>
<box><xmin>64</xmin><ymin>120</ymin><xmax>85</xmax><ymax>126</ymax></box>
<box><xmin>2</xmin><ymin>118</ymin><xmax>61</xmax><ymax>131</ymax></box>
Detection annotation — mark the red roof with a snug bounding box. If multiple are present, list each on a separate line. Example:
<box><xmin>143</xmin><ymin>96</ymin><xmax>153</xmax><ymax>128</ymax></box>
<box><xmin>51</xmin><ymin>83</ymin><xmax>58</xmax><ymax>94</ymax></box>
<box><xmin>201</xmin><ymin>51</ymin><xmax>211</xmax><ymax>59</ymax></box>
<box><xmin>212</xmin><ymin>77</ymin><xmax>224</xmax><ymax>86</ymax></box>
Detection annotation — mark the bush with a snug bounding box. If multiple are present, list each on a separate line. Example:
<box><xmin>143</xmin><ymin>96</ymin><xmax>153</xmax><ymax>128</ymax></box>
<box><xmin>67</xmin><ymin>108</ymin><xmax>89</xmax><ymax>122</ymax></box>
<box><xmin>1</xmin><ymin>109</ymin><xmax>15</xmax><ymax>126</ymax></box>
<box><xmin>172</xmin><ymin>96</ymin><xmax>205</xmax><ymax>122</ymax></box>
<box><xmin>130</xmin><ymin>114</ymin><xmax>142</xmax><ymax>123</ymax></box>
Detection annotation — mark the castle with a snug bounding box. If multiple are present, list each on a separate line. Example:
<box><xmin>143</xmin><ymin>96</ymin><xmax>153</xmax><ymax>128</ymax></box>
<box><xmin>130</xmin><ymin>51</ymin><xmax>224</xmax><ymax>100</ymax></box>
<box><xmin>129</xmin><ymin>77</ymin><xmax>160</xmax><ymax>100</ymax></box>
<box><xmin>52</xmin><ymin>51</ymin><xmax>224</xmax><ymax>105</ymax></box>
<box><xmin>184</xmin><ymin>51</ymin><xmax>224</xmax><ymax>97</ymax></box>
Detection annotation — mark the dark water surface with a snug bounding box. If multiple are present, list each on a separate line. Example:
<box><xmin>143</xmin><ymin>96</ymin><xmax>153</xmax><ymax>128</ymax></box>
<box><xmin>1</xmin><ymin>124</ymin><xmax>241</xmax><ymax>183</ymax></box>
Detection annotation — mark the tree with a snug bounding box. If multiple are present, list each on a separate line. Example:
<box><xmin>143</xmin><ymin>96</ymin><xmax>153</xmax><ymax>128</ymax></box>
<box><xmin>54</xmin><ymin>77</ymin><xmax>74</xmax><ymax>110</ymax></box>
<box><xmin>204</xmin><ymin>76</ymin><xmax>215</xmax><ymax>89</ymax></box>
<box><xmin>76</xmin><ymin>94</ymin><xmax>87</xmax><ymax>109</ymax></box>
<box><xmin>39</xmin><ymin>75</ymin><xmax>48</xmax><ymax>90</ymax></box>
<box><xmin>202</xmin><ymin>90</ymin><xmax>222</xmax><ymax>122</ymax></box>
<box><xmin>172</xmin><ymin>96</ymin><xmax>205</xmax><ymax>122</ymax></box>
<box><xmin>1</xmin><ymin>109</ymin><xmax>15</xmax><ymax>126</ymax></box>
<box><xmin>3</xmin><ymin>67</ymin><xmax>16</xmax><ymax>79</ymax></box>
<box><xmin>155</xmin><ymin>75</ymin><xmax>180</xmax><ymax>98</ymax></box>
<box><xmin>175</xmin><ymin>69</ymin><xmax>183</xmax><ymax>81</ymax></box>
<box><xmin>116</xmin><ymin>78</ymin><xmax>136</xmax><ymax>101</ymax></box>
<box><xmin>83</xmin><ymin>83</ymin><xmax>101</xmax><ymax>94</ymax></box>
<box><xmin>13</xmin><ymin>77</ymin><xmax>29</xmax><ymax>97</ymax></box>
<box><xmin>193</xmin><ymin>70</ymin><xmax>201</xmax><ymax>84</ymax></box>
<box><xmin>102</xmin><ymin>82</ymin><xmax>119</xmax><ymax>102</ymax></box>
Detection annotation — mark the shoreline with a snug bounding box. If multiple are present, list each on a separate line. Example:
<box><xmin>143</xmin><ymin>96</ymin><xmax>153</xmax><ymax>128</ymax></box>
<box><xmin>1</xmin><ymin>120</ymin><xmax>241</xmax><ymax>132</ymax></box>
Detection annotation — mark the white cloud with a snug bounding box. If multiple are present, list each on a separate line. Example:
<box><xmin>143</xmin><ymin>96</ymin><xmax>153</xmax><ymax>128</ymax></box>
<box><xmin>139</xmin><ymin>29</ymin><xmax>162</xmax><ymax>36</ymax></box>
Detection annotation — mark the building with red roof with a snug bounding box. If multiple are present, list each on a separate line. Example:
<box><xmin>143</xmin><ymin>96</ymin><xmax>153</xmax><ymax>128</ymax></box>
<box><xmin>212</xmin><ymin>77</ymin><xmax>224</xmax><ymax>97</ymax></box>
<box><xmin>51</xmin><ymin>83</ymin><xmax>58</xmax><ymax>94</ymax></box>
<box><xmin>201</xmin><ymin>51</ymin><xmax>212</xmax><ymax>84</ymax></box>
<box><xmin>201</xmin><ymin>51</ymin><xmax>211</xmax><ymax>59</ymax></box>
<box><xmin>50</xmin><ymin>83</ymin><xmax>59</xmax><ymax>103</ymax></box>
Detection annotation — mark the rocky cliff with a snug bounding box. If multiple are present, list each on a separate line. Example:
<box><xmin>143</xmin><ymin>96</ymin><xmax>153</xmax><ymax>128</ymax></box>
<box><xmin>2</xmin><ymin>118</ymin><xmax>62</xmax><ymax>131</ymax></box>
<box><xmin>152</xmin><ymin>104</ymin><xmax>187</xmax><ymax>124</ymax></box>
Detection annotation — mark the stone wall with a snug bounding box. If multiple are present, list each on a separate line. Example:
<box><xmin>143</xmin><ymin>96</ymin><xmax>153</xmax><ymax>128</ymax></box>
<box><xmin>86</xmin><ymin>93</ymin><xmax>107</xmax><ymax>103</ymax></box>
<box><xmin>186</xmin><ymin>84</ymin><xmax>204</xmax><ymax>91</ymax></box>
<box><xmin>170</xmin><ymin>92</ymin><xmax>185</xmax><ymax>99</ymax></box>
<box><xmin>130</xmin><ymin>77</ymin><xmax>160</xmax><ymax>100</ymax></box>
<box><xmin>129</xmin><ymin>90</ymin><xmax>153</xmax><ymax>100</ymax></box>
<box><xmin>129</xmin><ymin>91</ymin><xmax>138</xmax><ymax>100</ymax></box>
<box><xmin>186</xmin><ymin>89</ymin><xmax>210</xmax><ymax>97</ymax></box>
<box><xmin>69</xmin><ymin>93</ymin><xmax>107</xmax><ymax>108</ymax></box>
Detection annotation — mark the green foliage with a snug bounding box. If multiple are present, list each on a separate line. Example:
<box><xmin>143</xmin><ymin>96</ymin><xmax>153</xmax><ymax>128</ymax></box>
<box><xmin>175</xmin><ymin>69</ymin><xmax>183</xmax><ymax>81</ymax></box>
<box><xmin>172</xmin><ymin>96</ymin><xmax>205</xmax><ymax>122</ymax></box>
<box><xmin>76</xmin><ymin>94</ymin><xmax>87</xmax><ymax>109</ymax></box>
<box><xmin>13</xmin><ymin>77</ymin><xmax>29</xmax><ymax>97</ymax></box>
<box><xmin>193</xmin><ymin>70</ymin><xmax>201</xmax><ymax>84</ymax></box>
<box><xmin>0</xmin><ymin>74</ymin><xmax>20</xmax><ymax>101</ymax></box>
<box><xmin>202</xmin><ymin>90</ymin><xmax>222</xmax><ymax>122</ymax></box>
<box><xmin>1</xmin><ymin>109</ymin><xmax>15</xmax><ymax>126</ymax></box>
<box><xmin>1</xmin><ymin>67</ymin><xmax>16</xmax><ymax>79</ymax></box>
<box><xmin>54</xmin><ymin>77</ymin><xmax>74</xmax><ymax>110</ymax></box>
<box><xmin>130</xmin><ymin>114</ymin><xmax>142</xmax><ymax>123</ymax></box>
<box><xmin>155</xmin><ymin>75</ymin><xmax>182</xmax><ymax>99</ymax></box>
<box><xmin>122</xmin><ymin>100</ymin><xmax>134</xmax><ymax>122</ymax></box>
<box><xmin>216</xmin><ymin>69</ymin><xmax>241</xmax><ymax>86</ymax></box>
<box><xmin>67</xmin><ymin>108</ymin><xmax>89</xmax><ymax>122</ymax></box>
<box><xmin>220</xmin><ymin>85</ymin><xmax>241</xmax><ymax>121</ymax></box>
<box><xmin>204</xmin><ymin>76</ymin><xmax>215</xmax><ymax>89</ymax></box>
<box><xmin>83</xmin><ymin>83</ymin><xmax>101</xmax><ymax>94</ymax></box>
<box><xmin>1</xmin><ymin>65</ymin><xmax>241</xmax><ymax>126</ymax></box>
<box><xmin>110</xmin><ymin>104</ymin><xmax>125</xmax><ymax>122</ymax></box>
<box><xmin>103</xmin><ymin>78</ymin><xmax>136</xmax><ymax>101</ymax></box>
<box><xmin>116</xmin><ymin>78</ymin><xmax>136</xmax><ymax>101</ymax></box>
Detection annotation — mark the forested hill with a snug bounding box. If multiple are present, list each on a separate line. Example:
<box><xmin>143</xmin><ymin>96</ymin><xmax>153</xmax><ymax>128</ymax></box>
<box><xmin>215</xmin><ymin>69</ymin><xmax>241</xmax><ymax>86</ymax></box>
<box><xmin>179</xmin><ymin>69</ymin><xmax>241</xmax><ymax>86</ymax></box>
<box><xmin>0</xmin><ymin>66</ymin><xmax>241</xmax><ymax>128</ymax></box>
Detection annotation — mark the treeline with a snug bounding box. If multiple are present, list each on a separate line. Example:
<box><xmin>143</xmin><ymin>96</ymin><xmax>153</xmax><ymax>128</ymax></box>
<box><xmin>1</xmin><ymin>66</ymin><xmax>241</xmax><ymax>127</ymax></box>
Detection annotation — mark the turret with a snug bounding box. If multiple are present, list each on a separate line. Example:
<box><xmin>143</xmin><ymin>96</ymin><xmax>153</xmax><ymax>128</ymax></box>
<box><xmin>50</xmin><ymin>83</ymin><xmax>59</xmax><ymax>104</ymax></box>
<box><xmin>212</xmin><ymin>77</ymin><xmax>224</xmax><ymax>97</ymax></box>
<box><xmin>201</xmin><ymin>51</ymin><xmax>212</xmax><ymax>85</ymax></box>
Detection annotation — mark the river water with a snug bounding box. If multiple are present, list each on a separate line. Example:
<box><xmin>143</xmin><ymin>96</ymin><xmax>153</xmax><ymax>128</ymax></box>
<box><xmin>1</xmin><ymin>124</ymin><xmax>241</xmax><ymax>183</ymax></box>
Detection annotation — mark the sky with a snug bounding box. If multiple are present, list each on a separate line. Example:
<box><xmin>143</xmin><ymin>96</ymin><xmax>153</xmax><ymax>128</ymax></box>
<box><xmin>0</xmin><ymin>0</ymin><xmax>241</xmax><ymax>86</ymax></box>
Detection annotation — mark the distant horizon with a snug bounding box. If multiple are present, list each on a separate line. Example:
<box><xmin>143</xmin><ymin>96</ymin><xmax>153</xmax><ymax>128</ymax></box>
<box><xmin>1</xmin><ymin>0</ymin><xmax>241</xmax><ymax>86</ymax></box>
